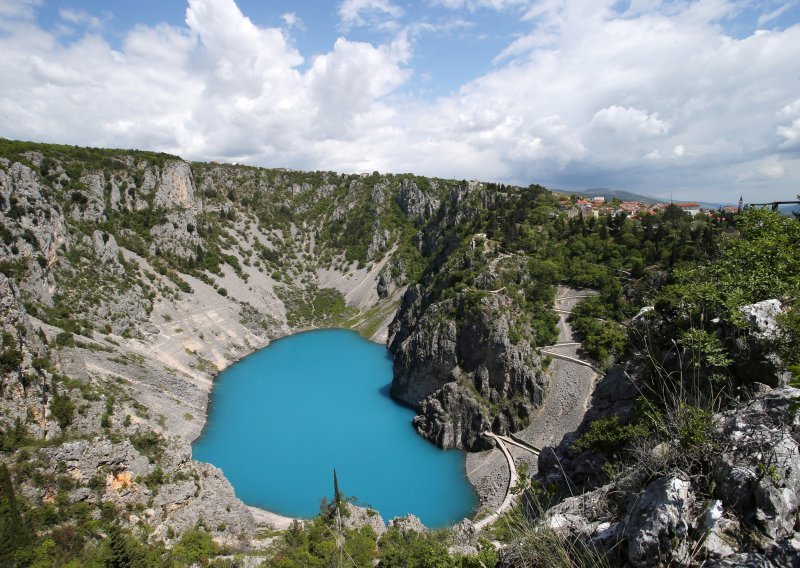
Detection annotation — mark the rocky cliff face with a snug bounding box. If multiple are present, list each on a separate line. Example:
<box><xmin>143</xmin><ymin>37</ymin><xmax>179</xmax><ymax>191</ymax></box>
<box><xmin>519</xmin><ymin>387</ymin><xmax>800</xmax><ymax>567</ymax></box>
<box><xmin>27</xmin><ymin>436</ymin><xmax>256</xmax><ymax>547</ymax></box>
<box><xmin>0</xmin><ymin>273</ymin><xmax>53</xmax><ymax>439</ymax></box>
<box><xmin>390</xmin><ymin>287</ymin><xmax>546</xmax><ymax>450</ymax></box>
<box><xmin>0</xmin><ymin>266</ymin><xmax>255</xmax><ymax>544</ymax></box>
<box><xmin>388</xmin><ymin>183</ymin><xmax>552</xmax><ymax>451</ymax></box>
<box><xmin>2</xmin><ymin>143</ymin><xmax>446</xmax><ymax>547</ymax></box>
<box><xmin>396</xmin><ymin>178</ymin><xmax>440</xmax><ymax>226</ymax></box>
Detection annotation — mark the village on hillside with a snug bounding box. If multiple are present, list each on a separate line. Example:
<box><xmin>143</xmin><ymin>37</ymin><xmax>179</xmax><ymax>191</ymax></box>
<box><xmin>556</xmin><ymin>194</ymin><xmax>742</xmax><ymax>220</ymax></box>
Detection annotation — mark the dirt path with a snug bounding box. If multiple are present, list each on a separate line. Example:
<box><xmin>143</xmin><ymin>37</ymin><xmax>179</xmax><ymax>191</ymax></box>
<box><xmin>468</xmin><ymin>286</ymin><xmax>599</xmax><ymax>517</ymax></box>
<box><xmin>474</xmin><ymin>433</ymin><xmax>520</xmax><ymax>530</ymax></box>
<box><xmin>515</xmin><ymin>285</ymin><xmax>598</xmax><ymax>464</ymax></box>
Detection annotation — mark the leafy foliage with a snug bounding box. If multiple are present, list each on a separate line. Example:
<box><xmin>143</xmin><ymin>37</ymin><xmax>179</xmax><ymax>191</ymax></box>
<box><xmin>572</xmin><ymin>415</ymin><xmax>650</xmax><ymax>458</ymax></box>
<box><xmin>0</xmin><ymin>463</ymin><xmax>32</xmax><ymax>566</ymax></box>
<box><xmin>49</xmin><ymin>392</ymin><xmax>75</xmax><ymax>431</ymax></box>
<box><xmin>378</xmin><ymin>526</ymin><xmax>451</xmax><ymax>567</ymax></box>
<box><xmin>170</xmin><ymin>527</ymin><xmax>220</xmax><ymax>566</ymax></box>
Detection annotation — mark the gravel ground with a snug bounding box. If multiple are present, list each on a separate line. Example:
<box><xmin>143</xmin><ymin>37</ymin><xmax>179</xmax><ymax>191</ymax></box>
<box><xmin>467</xmin><ymin>286</ymin><xmax>599</xmax><ymax>510</ymax></box>
<box><xmin>516</xmin><ymin>287</ymin><xmax>598</xmax><ymax>469</ymax></box>
<box><xmin>466</xmin><ymin>448</ymin><xmax>510</xmax><ymax>515</ymax></box>
<box><xmin>517</xmin><ymin>358</ymin><xmax>596</xmax><ymax>454</ymax></box>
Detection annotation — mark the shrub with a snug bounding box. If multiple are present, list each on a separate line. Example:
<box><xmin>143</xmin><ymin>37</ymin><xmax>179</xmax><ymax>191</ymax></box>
<box><xmin>130</xmin><ymin>431</ymin><xmax>165</xmax><ymax>463</ymax></box>
<box><xmin>572</xmin><ymin>415</ymin><xmax>649</xmax><ymax>458</ymax></box>
<box><xmin>0</xmin><ymin>348</ymin><xmax>23</xmax><ymax>374</ymax></box>
<box><xmin>170</xmin><ymin>528</ymin><xmax>220</xmax><ymax>565</ymax></box>
<box><xmin>142</xmin><ymin>467</ymin><xmax>164</xmax><ymax>491</ymax></box>
<box><xmin>50</xmin><ymin>394</ymin><xmax>75</xmax><ymax>431</ymax></box>
<box><xmin>53</xmin><ymin>332</ymin><xmax>75</xmax><ymax>348</ymax></box>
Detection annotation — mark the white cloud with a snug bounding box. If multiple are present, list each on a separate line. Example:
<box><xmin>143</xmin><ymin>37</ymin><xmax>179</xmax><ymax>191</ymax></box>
<box><xmin>777</xmin><ymin>98</ymin><xmax>800</xmax><ymax>150</ymax></box>
<box><xmin>0</xmin><ymin>0</ymin><xmax>40</xmax><ymax>19</ymax></box>
<box><xmin>0</xmin><ymin>0</ymin><xmax>798</xmax><ymax>201</ymax></box>
<box><xmin>591</xmin><ymin>106</ymin><xmax>670</xmax><ymax>138</ymax></box>
<box><xmin>736</xmin><ymin>155</ymin><xmax>786</xmax><ymax>182</ymax></box>
<box><xmin>432</xmin><ymin>0</ymin><xmax>531</xmax><ymax>10</ymax></box>
<box><xmin>757</xmin><ymin>1</ymin><xmax>796</xmax><ymax>26</ymax></box>
<box><xmin>59</xmin><ymin>8</ymin><xmax>103</xmax><ymax>29</ymax></box>
<box><xmin>281</xmin><ymin>12</ymin><xmax>304</xmax><ymax>30</ymax></box>
<box><xmin>338</xmin><ymin>0</ymin><xmax>403</xmax><ymax>29</ymax></box>
<box><xmin>305</xmin><ymin>37</ymin><xmax>411</xmax><ymax>138</ymax></box>
<box><xmin>758</xmin><ymin>157</ymin><xmax>785</xmax><ymax>178</ymax></box>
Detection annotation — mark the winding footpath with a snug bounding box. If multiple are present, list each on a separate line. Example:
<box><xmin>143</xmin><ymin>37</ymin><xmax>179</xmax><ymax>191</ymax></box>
<box><xmin>473</xmin><ymin>286</ymin><xmax>600</xmax><ymax>529</ymax></box>
<box><xmin>474</xmin><ymin>433</ymin><xmax>521</xmax><ymax>530</ymax></box>
<box><xmin>516</xmin><ymin>286</ymin><xmax>600</xmax><ymax>450</ymax></box>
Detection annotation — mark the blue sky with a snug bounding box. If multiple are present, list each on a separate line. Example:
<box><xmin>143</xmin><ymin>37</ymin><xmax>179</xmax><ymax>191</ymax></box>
<box><xmin>1</xmin><ymin>0</ymin><xmax>800</xmax><ymax>202</ymax></box>
<box><xmin>31</xmin><ymin>1</ymin><xmax>534</xmax><ymax>98</ymax></box>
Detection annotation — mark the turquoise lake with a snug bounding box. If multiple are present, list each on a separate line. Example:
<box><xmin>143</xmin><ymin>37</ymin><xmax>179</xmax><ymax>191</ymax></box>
<box><xmin>192</xmin><ymin>329</ymin><xmax>477</xmax><ymax>527</ymax></box>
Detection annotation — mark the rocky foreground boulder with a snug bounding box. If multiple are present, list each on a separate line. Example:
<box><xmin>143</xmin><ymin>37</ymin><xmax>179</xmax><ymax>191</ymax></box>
<box><xmin>510</xmin><ymin>387</ymin><xmax>800</xmax><ymax>567</ymax></box>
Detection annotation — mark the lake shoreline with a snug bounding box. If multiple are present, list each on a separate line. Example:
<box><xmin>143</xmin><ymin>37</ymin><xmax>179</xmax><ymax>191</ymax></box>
<box><xmin>192</xmin><ymin>329</ymin><xmax>477</xmax><ymax>528</ymax></box>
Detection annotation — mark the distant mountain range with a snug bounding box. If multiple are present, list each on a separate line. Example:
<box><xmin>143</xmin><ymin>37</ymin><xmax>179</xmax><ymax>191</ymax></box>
<box><xmin>777</xmin><ymin>203</ymin><xmax>800</xmax><ymax>216</ymax></box>
<box><xmin>577</xmin><ymin>188</ymin><xmax>662</xmax><ymax>204</ymax></box>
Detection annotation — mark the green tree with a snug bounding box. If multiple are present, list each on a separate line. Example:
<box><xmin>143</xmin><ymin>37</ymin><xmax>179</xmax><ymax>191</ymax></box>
<box><xmin>50</xmin><ymin>393</ymin><xmax>75</xmax><ymax>431</ymax></box>
<box><xmin>333</xmin><ymin>468</ymin><xmax>341</xmax><ymax>510</ymax></box>
<box><xmin>170</xmin><ymin>527</ymin><xmax>220</xmax><ymax>566</ymax></box>
<box><xmin>0</xmin><ymin>463</ymin><xmax>32</xmax><ymax>566</ymax></box>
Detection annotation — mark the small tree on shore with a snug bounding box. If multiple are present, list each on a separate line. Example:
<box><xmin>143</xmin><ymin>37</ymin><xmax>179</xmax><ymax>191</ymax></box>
<box><xmin>333</xmin><ymin>468</ymin><xmax>341</xmax><ymax>510</ymax></box>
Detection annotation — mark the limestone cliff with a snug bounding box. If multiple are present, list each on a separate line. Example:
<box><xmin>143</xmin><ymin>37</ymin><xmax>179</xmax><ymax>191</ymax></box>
<box><xmin>388</xmin><ymin>184</ymin><xmax>555</xmax><ymax>450</ymax></box>
<box><xmin>1</xmin><ymin>139</ymin><xmax>798</xmax><ymax>566</ymax></box>
<box><xmin>520</xmin><ymin>387</ymin><xmax>800</xmax><ymax>567</ymax></box>
<box><xmin>0</xmin><ymin>142</ymin><xmax>435</xmax><ymax>546</ymax></box>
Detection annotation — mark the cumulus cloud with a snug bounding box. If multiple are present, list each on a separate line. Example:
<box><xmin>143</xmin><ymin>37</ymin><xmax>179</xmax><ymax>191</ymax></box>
<box><xmin>338</xmin><ymin>0</ymin><xmax>403</xmax><ymax>29</ymax></box>
<box><xmin>432</xmin><ymin>0</ymin><xmax>530</xmax><ymax>10</ymax></box>
<box><xmin>777</xmin><ymin>99</ymin><xmax>800</xmax><ymax>150</ymax></box>
<box><xmin>305</xmin><ymin>37</ymin><xmax>411</xmax><ymax>138</ymax></box>
<box><xmin>591</xmin><ymin>106</ymin><xmax>670</xmax><ymax>138</ymax></box>
<box><xmin>0</xmin><ymin>0</ymin><xmax>39</xmax><ymax>19</ymax></box>
<box><xmin>0</xmin><ymin>0</ymin><xmax>798</xmax><ymax>201</ymax></box>
<box><xmin>59</xmin><ymin>8</ymin><xmax>103</xmax><ymax>29</ymax></box>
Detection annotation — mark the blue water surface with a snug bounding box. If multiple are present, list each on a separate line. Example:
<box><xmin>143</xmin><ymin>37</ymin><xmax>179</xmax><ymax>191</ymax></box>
<box><xmin>192</xmin><ymin>329</ymin><xmax>477</xmax><ymax>527</ymax></box>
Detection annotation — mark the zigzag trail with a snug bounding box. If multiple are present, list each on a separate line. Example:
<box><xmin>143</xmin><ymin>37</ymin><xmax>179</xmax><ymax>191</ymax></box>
<box><xmin>472</xmin><ymin>286</ymin><xmax>599</xmax><ymax>527</ymax></box>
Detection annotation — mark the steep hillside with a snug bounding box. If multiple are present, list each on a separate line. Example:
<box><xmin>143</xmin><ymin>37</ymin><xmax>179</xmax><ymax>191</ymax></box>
<box><xmin>1</xmin><ymin>139</ymin><xmax>798</xmax><ymax>566</ymax></box>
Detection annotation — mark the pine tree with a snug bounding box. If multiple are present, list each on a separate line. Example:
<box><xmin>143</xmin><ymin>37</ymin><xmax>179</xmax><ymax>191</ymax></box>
<box><xmin>333</xmin><ymin>468</ymin><xmax>341</xmax><ymax>509</ymax></box>
<box><xmin>107</xmin><ymin>524</ymin><xmax>146</xmax><ymax>568</ymax></box>
<box><xmin>0</xmin><ymin>463</ymin><xmax>31</xmax><ymax>566</ymax></box>
<box><xmin>108</xmin><ymin>525</ymin><xmax>132</xmax><ymax>568</ymax></box>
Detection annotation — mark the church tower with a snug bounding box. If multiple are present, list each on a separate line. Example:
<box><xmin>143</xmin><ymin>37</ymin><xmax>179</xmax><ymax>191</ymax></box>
<box><xmin>738</xmin><ymin>195</ymin><xmax>743</xmax><ymax>213</ymax></box>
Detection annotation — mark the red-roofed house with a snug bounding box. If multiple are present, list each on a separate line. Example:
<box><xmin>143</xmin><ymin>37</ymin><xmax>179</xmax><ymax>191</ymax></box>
<box><xmin>675</xmin><ymin>202</ymin><xmax>701</xmax><ymax>216</ymax></box>
<box><xmin>620</xmin><ymin>201</ymin><xmax>642</xmax><ymax>213</ymax></box>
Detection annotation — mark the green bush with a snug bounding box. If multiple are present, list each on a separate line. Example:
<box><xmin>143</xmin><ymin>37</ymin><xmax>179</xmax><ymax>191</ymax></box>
<box><xmin>0</xmin><ymin>348</ymin><xmax>23</xmax><ymax>374</ymax></box>
<box><xmin>0</xmin><ymin>419</ymin><xmax>30</xmax><ymax>452</ymax></box>
<box><xmin>0</xmin><ymin>463</ymin><xmax>32</xmax><ymax>565</ymax></box>
<box><xmin>50</xmin><ymin>394</ymin><xmax>75</xmax><ymax>431</ymax></box>
<box><xmin>170</xmin><ymin>528</ymin><xmax>220</xmax><ymax>565</ymax></box>
<box><xmin>130</xmin><ymin>431</ymin><xmax>165</xmax><ymax>463</ymax></box>
<box><xmin>572</xmin><ymin>415</ymin><xmax>649</xmax><ymax>457</ymax></box>
<box><xmin>53</xmin><ymin>332</ymin><xmax>75</xmax><ymax>348</ymax></box>
<box><xmin>379</xmin><ymin>526</ymin><xmax>450</xmax><ymax>568</ymax></box>
<box><xmin>142</xmin><ymin>467</ymin><xmax>164</xmax><ymax>491</ymax></box>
